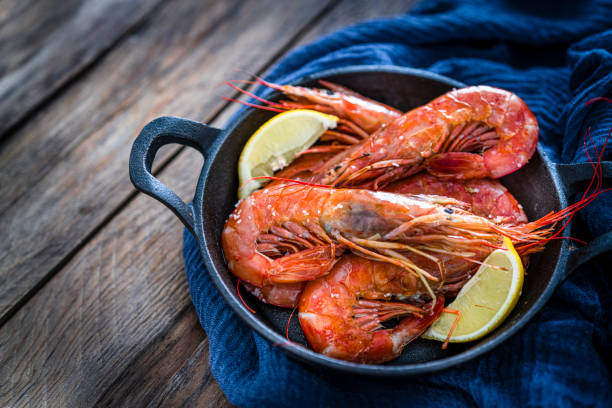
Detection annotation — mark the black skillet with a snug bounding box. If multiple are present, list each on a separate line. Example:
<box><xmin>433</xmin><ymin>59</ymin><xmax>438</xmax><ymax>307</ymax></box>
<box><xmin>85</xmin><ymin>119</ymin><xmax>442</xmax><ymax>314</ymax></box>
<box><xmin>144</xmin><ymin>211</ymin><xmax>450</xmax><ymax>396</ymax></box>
<box><xmin>129</xmin><ymin>66</ymin><xmax>612</xmax><ymax>376</ymax></box>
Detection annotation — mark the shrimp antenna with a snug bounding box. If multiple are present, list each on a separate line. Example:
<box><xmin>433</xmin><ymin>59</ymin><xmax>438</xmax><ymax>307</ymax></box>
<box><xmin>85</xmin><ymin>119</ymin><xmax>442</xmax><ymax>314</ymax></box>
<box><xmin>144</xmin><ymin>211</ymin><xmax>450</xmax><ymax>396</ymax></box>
<box><xmin>224</xmin><ymin>80</ymin><xmax>286</xmax><ymax>108</ymax></box>
<box><xmin>245</xmin><ymin>176</ymin><xmax>333</xmax><ymax>189</ymax></box>
<box><xmin>237</xmin><ymin>280</ymin><xmax>256</xmax><ymax>314</ymax></box>
<box><xmin>232</xmin><ymin>68</ymin><xmax>283</xmax><ymax>91</ymax></box>
<box><xmin>232</xmin><ymin>67</ymin><xmax>262</xmax><ymax>78</ymax></box>
<box><xmin>221</xmin><ymin>96</ymin><xmax>284</xmax><ymax>112</ymax></box>
<box><xmin>441</xmin><ymin>308</ymin><xmax>462</xmax><ymax>350</ymax></box>
<box><xmin>585</xmin><ymin>96</ymin><xmax>612</xmax><ymax>106</ymax></box>
<box><xmin>286</xmin><ymin>306</ymin><xmax>297</xmax><ymax>341</ymax></box>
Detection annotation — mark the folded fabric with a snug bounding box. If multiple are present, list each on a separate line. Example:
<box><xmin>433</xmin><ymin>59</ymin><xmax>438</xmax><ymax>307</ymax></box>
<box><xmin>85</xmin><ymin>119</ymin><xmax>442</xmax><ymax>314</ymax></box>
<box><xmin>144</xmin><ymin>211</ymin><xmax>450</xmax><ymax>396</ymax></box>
<box><xmin>183</xmin><ymin>1</ymin><xmax>612</xmax><ymax>406</ymax></box>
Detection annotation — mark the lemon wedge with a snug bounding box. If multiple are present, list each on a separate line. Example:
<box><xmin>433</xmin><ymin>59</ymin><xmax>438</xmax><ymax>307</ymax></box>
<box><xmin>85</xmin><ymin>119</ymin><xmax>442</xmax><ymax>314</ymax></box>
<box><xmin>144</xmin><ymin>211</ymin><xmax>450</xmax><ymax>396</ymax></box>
<box><xmin>237</xmin><ymin>109</ymin><xmax>338</xmax><ymax>199</ymax></box>
<box><xmin>423</xmin><ymin>236</ymin><xmax>524</xmax><ymax>343</ymax></box>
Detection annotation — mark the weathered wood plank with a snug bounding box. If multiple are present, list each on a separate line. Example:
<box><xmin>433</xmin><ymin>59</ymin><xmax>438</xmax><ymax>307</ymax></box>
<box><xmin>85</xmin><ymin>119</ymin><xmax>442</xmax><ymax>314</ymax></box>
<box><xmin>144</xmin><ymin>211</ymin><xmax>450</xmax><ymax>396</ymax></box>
<box><xmin>0</xmin><ymin>0</ymin><xmax>163</xmax><ymax>137</ymax></box>
<box><xmin>144</xmin><ymin>337</ymin><xmax>233</xmax><ymax>408</ymax></box>
<box><xmin>1</xmin><ymin>0</ymin><xmax>81</xmax><ymax>76</ymax></box>
<box><xmin>0</xmin><ymin>148</ymin><xmax>233</xmax><ymax>406</ymax></box>
<box><xmin>93</xmin><ymin>306</ymin><xmax>231</xmax><ymax>407</ymax></box>
<box><xmin>0</xmin><ymin>0</ymin><xmax>333</xmax><ymax>323</ymax></box>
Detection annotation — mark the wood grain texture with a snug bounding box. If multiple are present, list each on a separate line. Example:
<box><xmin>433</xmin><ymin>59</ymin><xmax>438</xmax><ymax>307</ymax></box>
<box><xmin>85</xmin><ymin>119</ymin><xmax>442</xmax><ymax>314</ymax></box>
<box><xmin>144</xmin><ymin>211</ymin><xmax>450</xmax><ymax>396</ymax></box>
<box><xmin>94</xmin><ymin>306</ymin><xmax>232</xmax><ymax>407</ymax></box>
<box><xmin>0</xmin><ymin>0</ymin><xmax>333</xmax><ymax>323</ymax></box>
<box><xmin>0</xmin><ymin>148</ymin><xmax>233</xmax><ymax>407</ymax></box>
<box><xmin>1</xmin><ymin>0</ymin><xmax>82</xmax><ymax>76</ymax></box>
<box><xmin>0</xmin><ymin>0</ymin><xmax>421</xmax><ymax>405</ymax></box>
<box><xmin>0</xmin><ymin>0</ymin><xmax>163</xmax><ymax>137</ymax></box>
<box><xmin>143</xmin><ymin>337</ymin><xmax>233</xmax><ymax>408</ymax></box>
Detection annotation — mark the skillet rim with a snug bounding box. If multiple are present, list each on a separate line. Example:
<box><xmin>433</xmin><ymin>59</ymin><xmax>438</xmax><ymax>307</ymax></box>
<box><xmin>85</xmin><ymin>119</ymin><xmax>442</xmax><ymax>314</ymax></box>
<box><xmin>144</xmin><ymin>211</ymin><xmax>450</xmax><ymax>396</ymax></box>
<box><xmin>193</xmin><ymin>65</ymin><xmax>572</xmax><ymax>376</ymax></box>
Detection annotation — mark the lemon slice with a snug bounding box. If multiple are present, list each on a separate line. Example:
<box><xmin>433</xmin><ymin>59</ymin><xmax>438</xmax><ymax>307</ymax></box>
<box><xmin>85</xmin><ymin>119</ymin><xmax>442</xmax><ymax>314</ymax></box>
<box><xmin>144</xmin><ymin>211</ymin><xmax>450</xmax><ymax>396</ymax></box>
<box><xmin>423</xmin><ymin>236</ymin><xmax>524</xmax><ymax>343</ymax></box>
<box><xmin>237</xmin><ymin>109</ymin><xmax>338</xmax><ymax>198</ymax></box>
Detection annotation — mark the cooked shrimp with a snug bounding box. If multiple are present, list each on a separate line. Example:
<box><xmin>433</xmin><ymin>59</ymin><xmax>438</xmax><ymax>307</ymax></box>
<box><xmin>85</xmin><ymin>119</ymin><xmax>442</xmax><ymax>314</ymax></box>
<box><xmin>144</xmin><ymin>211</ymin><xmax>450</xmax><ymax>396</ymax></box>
<box><xmin>222</xmin><ymin>179</ymin><xmax>604</xmax><ymax>296</ymax></box>
<box><xmin>243</xmin><ymin>172</ymin><xmax>527</xmax><ymax>307</ymax></box>
<box><xmin>299</xmin><ymin>254</ymin><xmax>444</xmax><ymax>364</ymax></box>
<box><xmin>312</xmin><ymin>86</ymin><xmax>538</xmax><ymax>188</ymax></box>
<box><xmin>230</xmin><ymin>80</ymin><xmax>538</xmax><ymax>187</ymax></box>
<box><xmin>222</xmin><ymin>182</ymin><xmax>472</xmax><ymax>290</ymax></box>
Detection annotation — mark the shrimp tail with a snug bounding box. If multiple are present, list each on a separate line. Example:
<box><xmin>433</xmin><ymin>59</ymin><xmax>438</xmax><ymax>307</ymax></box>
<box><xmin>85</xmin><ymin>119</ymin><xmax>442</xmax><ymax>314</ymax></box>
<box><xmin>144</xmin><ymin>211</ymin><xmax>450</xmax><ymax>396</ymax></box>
<box><xmin>353</xmin><ymin>299</ymin><xmax>423</xmax><ymax>331</ymax></box>
<box><xmin>268</xmin><ymin>245</ymin><xmax>337</xmax><ymax>283</ymax></box>
<box><xmin>380</xmin><ymin>295</ymin><xmax>444</xmax><ymax>361</ymax></box>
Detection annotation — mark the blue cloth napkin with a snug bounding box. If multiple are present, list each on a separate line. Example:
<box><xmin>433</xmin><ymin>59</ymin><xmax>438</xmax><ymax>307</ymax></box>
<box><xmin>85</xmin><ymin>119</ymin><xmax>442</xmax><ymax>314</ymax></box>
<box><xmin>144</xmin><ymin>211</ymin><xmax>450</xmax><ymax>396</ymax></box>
<box><xmin>183</xmin><ymin>1</ymin><xmax>612</xmax><ymax>406</ymax></box>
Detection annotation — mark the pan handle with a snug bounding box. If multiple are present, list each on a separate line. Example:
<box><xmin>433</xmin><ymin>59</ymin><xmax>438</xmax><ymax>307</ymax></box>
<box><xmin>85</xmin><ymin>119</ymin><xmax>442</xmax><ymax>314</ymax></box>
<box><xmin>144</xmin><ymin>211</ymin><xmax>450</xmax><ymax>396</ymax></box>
<box><xmin>565</xmin><ymin>232</ymin><xmax>612</xmax><ymax>276</ymax></box>
<box><xmin>129</xmin><ymin>116</ymin><xmax>222</xmax><ymax>235</ymax></box>
<box><xmin>555</xmin><ymin>161</ymin><xmax>612</xmax><ymax>277</ymax></box>
<box><xmin>555</xmin><ymin>161</ymin><xmax>612</xmax><ymax>197</ymax></box>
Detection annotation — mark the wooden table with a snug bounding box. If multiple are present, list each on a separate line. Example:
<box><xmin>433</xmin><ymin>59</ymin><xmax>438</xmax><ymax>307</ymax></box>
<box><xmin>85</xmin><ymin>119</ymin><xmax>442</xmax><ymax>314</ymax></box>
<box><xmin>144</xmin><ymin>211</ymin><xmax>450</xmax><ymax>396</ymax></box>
<box><xmin>0</xmin><ymin>0</ymin><xmax>418</xmax><ymax>406</ymax></box>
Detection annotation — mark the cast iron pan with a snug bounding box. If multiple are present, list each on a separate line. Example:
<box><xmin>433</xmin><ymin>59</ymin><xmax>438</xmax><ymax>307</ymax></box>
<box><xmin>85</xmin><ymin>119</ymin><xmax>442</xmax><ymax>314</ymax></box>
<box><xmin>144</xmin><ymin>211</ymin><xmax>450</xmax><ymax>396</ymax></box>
<box><xmin>129</xmin><ymin>66</ymin><xmax>612</xmax><ymax>376</ymax></box>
